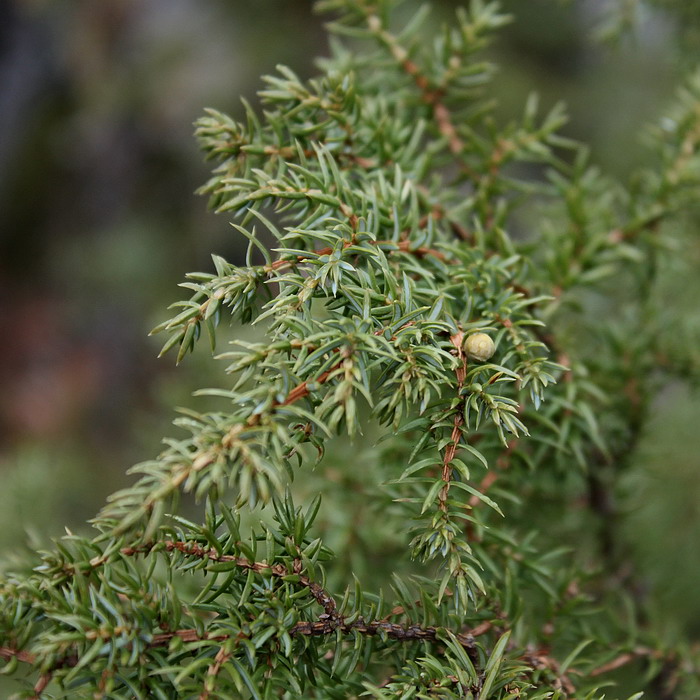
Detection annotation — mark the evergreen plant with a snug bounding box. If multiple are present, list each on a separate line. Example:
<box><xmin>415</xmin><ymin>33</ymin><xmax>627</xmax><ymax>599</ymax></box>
<box><xmin>2</xmin><ymin>1</ymin><xmax>700</xmax><ymax>698</ymax></box>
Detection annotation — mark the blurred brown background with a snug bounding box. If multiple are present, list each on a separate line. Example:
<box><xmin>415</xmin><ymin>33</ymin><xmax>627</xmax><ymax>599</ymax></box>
<box><xmin>1</xmin><ymin>0</ymin><xmax>699</xmax><ymax>637</ymax></box>
<box><xmin>0</xmin><ymin>0</ymin><xmax>328</xmax><ymax>539</ymax></box>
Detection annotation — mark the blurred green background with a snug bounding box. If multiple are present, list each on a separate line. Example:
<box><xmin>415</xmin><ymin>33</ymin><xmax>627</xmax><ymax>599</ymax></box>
<box><xmin>1</xmin><ymin>0</ymin><xmax>698</xmax><ymax>649</ymax></box>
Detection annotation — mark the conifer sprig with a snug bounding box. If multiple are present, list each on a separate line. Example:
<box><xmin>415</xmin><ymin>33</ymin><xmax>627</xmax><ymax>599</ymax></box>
<box><xmin>2</xmin><ymin>1</ymin><xmax>700</xmax><ymax>698</ymax></box>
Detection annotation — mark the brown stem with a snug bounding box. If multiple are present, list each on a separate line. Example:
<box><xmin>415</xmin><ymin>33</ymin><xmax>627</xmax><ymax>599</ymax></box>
<box><xmin>199</xmin><ymin>646</ymin><xmax>233</xmax><ymax>700</ymax></box>
<box><xmin>436</xmin><ymin>334</ymin><xmax>469</xmax><ymax>512</ymax></box>
<box><xmin>364</xmin><ymin>12</ymin><xmax>482</xmax><ymax>186</ymax></box>
<box><xmin>0</xmin><ymin>647</ymin><xmax>34</xmax><ymax>664</ymax></box>
<box><xmin>266</xmin><ymin>235</ymin><xmax>449</xmax><ymax>277</ymax></box>
<box><xmin>32</xmin><ymin>672</ymin><xmax>52</xmax><ymax>699</ymax></box>
<box><xmin>438</xmin><ymin>414</ymin><xmax>464</xmax><ymax>513</ymax></box>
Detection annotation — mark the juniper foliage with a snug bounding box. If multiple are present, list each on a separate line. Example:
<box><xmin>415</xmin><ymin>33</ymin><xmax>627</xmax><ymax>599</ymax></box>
<box><xmin>2</xmin><ymin>1</ymin><xmax>700</xmax><ymax>698</ymax></box>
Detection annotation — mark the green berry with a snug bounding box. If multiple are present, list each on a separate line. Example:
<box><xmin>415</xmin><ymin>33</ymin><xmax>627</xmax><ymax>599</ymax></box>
<box><xmin>464</xmin><ymin>332</ymin><xmax>495</xmax><ymax>362</ymax></box>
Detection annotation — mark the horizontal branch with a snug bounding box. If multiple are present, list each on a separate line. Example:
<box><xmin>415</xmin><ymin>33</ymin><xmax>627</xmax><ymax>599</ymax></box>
<box><xmin>266</xmin><ymin>235</ymin><xmax>449</xmax><ymax>277</ymax></box>
<box><xmin>0</xmin><ymin>538</ymin><xmax>482</xmax><ymax>681</ymax></box>
<box><xmin>130</xmin><ymin>540</ymin><xmax>480</xmax><ymax>660</ymax></box>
